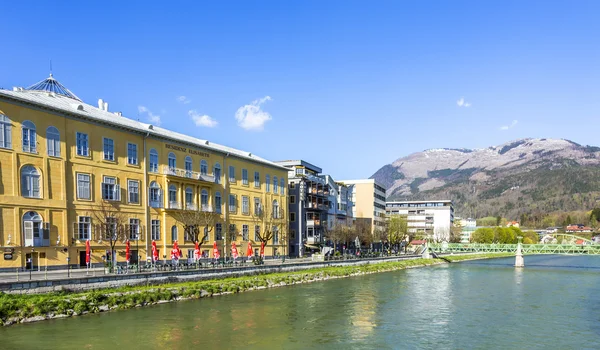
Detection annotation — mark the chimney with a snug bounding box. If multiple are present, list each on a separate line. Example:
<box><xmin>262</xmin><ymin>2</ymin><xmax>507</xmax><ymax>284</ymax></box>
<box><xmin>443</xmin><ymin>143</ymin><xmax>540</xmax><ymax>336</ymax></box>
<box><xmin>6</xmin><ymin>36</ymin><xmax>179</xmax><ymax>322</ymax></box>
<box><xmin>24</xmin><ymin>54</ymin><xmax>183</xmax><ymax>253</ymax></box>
<box><xmin>104</xmin><ymin>102</ymin><xmax>109</xmax><ymax>111</ymax></box>
<box><xmin>98</xmin><ymin>99</ymin><xmax>104</xmax><ymax>109</ymax></box>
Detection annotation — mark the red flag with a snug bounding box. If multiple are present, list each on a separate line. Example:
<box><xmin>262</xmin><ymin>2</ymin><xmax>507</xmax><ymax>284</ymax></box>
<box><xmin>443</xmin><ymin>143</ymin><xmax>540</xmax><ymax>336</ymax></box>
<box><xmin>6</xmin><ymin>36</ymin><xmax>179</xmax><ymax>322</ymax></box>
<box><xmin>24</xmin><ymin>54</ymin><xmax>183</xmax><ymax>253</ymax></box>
<box><xmin>231</xmin><ymin>242</ymin><xmax>239</xmax><ymax>259</ymax></box>
<box><xmin>125</xmin><ymin>240</ymin><xmax>131</xmax><ymax>263</ymax></box>
<box><xmin>85</xmin><ymin>240</ymin><xmax>91</xmax><ymax>264</ymax></box>
<box><xmin>246</xmin><ymin>242</ymin><xmax>253</xmax><ymax>257</ymax></box>
<box><xmin>151</xmin><ymin>241</ymin><xmax>159</xmax><ymax>262</ymax></box>
<box><xmin>213</xmin><ymin>241</ymin><xmax>220</xmax><ymax>259</ymax></box>
<box><xmin>260</xmin><ymin>241</ymin><xmax>265</xmax><ymax>258</ymax></box>
<box><xmin>194</xmin><ymin>241</ymin><xmax>201</xmax><ymax>260</ymax></box>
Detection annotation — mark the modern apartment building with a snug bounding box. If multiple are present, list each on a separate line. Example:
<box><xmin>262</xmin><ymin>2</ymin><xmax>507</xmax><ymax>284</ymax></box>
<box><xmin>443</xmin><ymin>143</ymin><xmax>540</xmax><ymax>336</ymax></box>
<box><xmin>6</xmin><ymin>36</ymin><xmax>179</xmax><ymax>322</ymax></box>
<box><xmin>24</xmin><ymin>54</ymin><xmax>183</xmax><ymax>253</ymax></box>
<box><xmin>338</xmin><ymin>179</ymin><xmax>387</xmax><ymax>234</ymax></box>
<box><xmin>323</xmin><ymin>175</ymin><xmax>353</xmax><ymax>230</ymax></box>
<box><xmin>385</xmin><ymin>200</ymin><xmax>454</xmax><ymax>242</ymax></box>
<box><xmin>0</xmin><ymin>74</ymin><xmax>288</xmax><ymax>271</ymax></box>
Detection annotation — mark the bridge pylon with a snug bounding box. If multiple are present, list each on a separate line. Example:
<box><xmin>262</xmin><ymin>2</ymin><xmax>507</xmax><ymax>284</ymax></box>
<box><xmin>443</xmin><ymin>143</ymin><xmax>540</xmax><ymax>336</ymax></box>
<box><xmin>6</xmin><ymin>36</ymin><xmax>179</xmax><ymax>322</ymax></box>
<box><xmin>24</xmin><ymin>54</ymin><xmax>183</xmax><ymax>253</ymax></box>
<box><xmin>515</xmin><ymin>236</ymin><xmax>524</xmax><ymax>268</ymax></box>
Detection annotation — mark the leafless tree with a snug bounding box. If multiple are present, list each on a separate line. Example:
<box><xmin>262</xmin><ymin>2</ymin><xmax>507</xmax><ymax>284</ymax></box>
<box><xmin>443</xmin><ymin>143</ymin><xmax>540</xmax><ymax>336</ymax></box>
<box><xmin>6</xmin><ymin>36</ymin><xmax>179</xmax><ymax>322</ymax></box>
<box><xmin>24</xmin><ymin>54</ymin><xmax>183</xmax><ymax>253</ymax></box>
<box><xmin>251</xmin><ymin>199</ymin><xmax>287</xmax><ymax>255</ymax></box>
<box><xmin>171</xmin><ymin>208</ymin><xmax>214</xmax><ymax>246</ymax></box>
<box><xmin>90</xmin><ymin>201</ymin><xmax>128</xmax><ymax>268</ymax></box>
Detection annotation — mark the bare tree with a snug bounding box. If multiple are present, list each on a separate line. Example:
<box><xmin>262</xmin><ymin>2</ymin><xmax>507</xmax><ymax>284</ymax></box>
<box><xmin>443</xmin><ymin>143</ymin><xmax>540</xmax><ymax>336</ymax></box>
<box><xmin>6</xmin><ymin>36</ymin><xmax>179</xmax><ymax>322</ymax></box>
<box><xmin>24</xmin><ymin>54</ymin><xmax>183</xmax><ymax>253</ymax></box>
<box><xmin>171</xmin><ymin>208</ymin><xmax>214</xmax><ymax>246</ymax></box>
<box><xmin>91</xmin><ymin>201</ymin><xmax>128</xmax><ymax>270</ymax></box>
<box><xmin>355</xmin><ymin>219</ymin><xmax>373</xmax><ymax>251</ymax></box>
<box><xmin>251</xmin><ymin>199</ymin><xmax>286</xmax><ymax>256</ymax></box>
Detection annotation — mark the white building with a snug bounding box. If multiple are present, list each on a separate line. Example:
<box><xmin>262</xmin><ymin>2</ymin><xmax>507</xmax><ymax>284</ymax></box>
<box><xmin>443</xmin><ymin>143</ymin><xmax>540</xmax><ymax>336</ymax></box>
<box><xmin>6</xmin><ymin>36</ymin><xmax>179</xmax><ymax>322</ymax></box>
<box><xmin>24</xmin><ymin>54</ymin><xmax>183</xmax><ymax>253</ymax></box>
<box><xmin>385</xmin><ymin>200</ymin><xmax>454</xmax><ymax>242</ymax></box>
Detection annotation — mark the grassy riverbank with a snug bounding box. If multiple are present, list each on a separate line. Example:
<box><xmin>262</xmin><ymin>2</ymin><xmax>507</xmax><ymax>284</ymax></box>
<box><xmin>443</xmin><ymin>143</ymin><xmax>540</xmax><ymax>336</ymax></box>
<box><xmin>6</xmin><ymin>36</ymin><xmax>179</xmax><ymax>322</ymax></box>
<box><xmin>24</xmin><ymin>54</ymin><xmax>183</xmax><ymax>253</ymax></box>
<box><xmin>0</xmin><ymin>254</ymin><xmax>510</xmax><ymax>326</ymax></box>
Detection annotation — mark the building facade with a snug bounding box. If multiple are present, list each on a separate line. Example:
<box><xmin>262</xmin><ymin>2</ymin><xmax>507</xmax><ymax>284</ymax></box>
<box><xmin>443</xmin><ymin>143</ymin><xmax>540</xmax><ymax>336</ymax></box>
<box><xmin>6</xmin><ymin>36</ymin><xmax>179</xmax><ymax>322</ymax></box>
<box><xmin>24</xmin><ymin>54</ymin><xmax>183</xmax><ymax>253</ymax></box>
<box><xmin>339</xmin><ymin>179</ymin><xmax>387</xmax><ymax>235</ymax></box>
<box><xmin>385</xmin><ymin>200</ymin><xmax>454</xmax><ymax>242</ymax></box>
<box><xmin>0</xmin><ymin>74</ymin><xmax>288</xmax><ymax>271</ymax></box>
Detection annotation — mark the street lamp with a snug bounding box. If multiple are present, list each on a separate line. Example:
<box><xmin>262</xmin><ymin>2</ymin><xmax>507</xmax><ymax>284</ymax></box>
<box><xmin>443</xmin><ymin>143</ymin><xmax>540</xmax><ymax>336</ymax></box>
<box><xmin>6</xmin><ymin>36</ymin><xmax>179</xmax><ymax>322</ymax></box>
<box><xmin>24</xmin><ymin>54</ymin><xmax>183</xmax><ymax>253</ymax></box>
<box><xmin>136</xmin><ymin>233</ymin><xmax>139</xmax><ymax>273</ymax></box>
<box><xmin>66</xmin><ymin>256</ymin><xmax>71</xmax><ymax>278</ymax></box>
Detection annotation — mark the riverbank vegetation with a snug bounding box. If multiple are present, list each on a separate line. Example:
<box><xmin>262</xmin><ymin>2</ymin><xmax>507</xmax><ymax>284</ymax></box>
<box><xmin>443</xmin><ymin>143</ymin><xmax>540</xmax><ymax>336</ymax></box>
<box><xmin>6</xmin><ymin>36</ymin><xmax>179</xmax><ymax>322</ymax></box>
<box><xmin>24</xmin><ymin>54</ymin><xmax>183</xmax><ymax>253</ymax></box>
<box><xmin>0</xmin><ymin>254</ymin><xmax>510</xmax><ymax>326</ymax></box>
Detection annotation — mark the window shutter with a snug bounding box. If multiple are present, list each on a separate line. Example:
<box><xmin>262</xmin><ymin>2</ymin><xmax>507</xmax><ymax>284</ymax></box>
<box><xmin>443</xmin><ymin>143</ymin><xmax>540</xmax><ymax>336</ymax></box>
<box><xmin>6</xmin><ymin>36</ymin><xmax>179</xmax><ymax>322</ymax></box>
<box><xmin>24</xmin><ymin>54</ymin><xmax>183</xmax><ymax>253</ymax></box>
<box><xmin>24</xmin><ymin>221</ymin><xmax>33</xmax><ymax>241</ymax></box>
<box><xmin>6</xmin><ymin>126</ymin><xmax>11</xmax><ymax>148</ymax></box>
<box><xmin>47</xmin><ymin>137</ymin><xmax>54</xmax><ymax>156</ymax></box>
<box><xmin>21</xmin><ymin>173</ymin><xmax>29</xmax><ymax>196</ymax></box>
<box><xmin>31</xmin><ymin>131</ymin><xmax>36</xmax><ymax>152</ymax></box>
<box><xmin>32</xmin><ymin>176</ymin><xmax>40</xmax><ymax>198</ymax></box>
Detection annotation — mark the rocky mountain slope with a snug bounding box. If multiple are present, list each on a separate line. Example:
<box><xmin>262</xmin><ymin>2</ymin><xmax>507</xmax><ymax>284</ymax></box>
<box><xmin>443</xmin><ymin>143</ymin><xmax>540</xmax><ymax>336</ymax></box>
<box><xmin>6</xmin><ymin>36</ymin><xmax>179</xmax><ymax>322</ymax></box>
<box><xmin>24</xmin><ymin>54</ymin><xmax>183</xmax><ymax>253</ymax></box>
<box><xmin>371</xmin><ymin>138</ymin><xmax>600</xmax><ymax>219</ymax></box>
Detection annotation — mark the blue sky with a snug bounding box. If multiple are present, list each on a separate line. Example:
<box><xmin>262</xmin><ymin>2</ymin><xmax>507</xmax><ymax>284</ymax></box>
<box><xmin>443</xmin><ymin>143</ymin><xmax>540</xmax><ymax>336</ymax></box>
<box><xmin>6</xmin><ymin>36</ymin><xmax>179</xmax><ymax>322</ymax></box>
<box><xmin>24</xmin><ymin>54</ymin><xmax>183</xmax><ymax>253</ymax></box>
<box><xmin>2</xmin><ymin>1</ymin><xmax>599</xmax><ymax>179</ymax></box>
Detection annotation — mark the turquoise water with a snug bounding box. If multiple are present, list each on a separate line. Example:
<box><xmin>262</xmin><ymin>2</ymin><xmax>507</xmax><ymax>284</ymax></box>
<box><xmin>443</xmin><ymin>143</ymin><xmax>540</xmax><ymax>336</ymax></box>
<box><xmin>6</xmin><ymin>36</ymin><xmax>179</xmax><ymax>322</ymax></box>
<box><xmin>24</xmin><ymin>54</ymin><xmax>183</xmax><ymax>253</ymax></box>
<box><xmin>2</xmin><ymin>255</ymin><xmax>600</xmax><ymax>349</ymax></box>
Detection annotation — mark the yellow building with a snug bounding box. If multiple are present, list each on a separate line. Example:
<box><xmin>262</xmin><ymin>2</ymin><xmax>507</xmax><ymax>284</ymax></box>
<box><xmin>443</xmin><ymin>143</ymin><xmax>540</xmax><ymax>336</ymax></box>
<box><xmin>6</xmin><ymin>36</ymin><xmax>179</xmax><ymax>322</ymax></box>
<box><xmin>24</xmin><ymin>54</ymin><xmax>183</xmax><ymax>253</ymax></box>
<box><xmin>338</xmin><ymin>179</ymin><xmax>387</xmax><ymax>235</ymax></box>
<box><xmin>0</xmin><ymin>74</ymin><xmax>288</xmax><ymax>271</ymax></box>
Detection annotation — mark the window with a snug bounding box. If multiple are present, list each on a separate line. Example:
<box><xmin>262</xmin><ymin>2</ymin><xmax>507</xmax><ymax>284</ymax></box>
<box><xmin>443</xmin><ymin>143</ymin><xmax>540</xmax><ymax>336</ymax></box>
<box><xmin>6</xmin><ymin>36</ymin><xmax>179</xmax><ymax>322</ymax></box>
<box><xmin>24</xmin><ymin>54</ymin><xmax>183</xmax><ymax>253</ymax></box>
<box><xmin>203</xmin><ymin>226</ymin><xmax>209</xmax><ymax>242</ymax></box>
<box><xmin>280</xmin><ymin>178</ymin><xmax>285</xmax><ymax>195</ymax></box>
<box><xmin>273</xmin><ymin>200</ymin><xmax>280</xmax><ymax>218</ymax></box>
<box><xmin>229</xmin><ymin>224</ymin><xmax>236</xmax><ymax>241</ymax></box>
<box><xmin>185</xmin><ymin>156</ymin><xmax>193</xmax><ymax>177</ymax></box>
<box><xmin>290</xmin><ymin>195</ymin><xmax>296</xmax><ymax>204</ymax></box>
<box><xmin>21</xmin><ymin>165</ymin><xmax>41</xmax><ymax>198</ymax></box>
<box><xmin>254</xmin><ymin>197</ymin><xmax>261</xmax><ymax>215</ymax></box>
<box><xmin>129</xmin><ymin>219</ymin><xmax>140</xmax><ymax>240</ymax></box>
<box><xmin>151</xmin><ymin>220</ymin><xmax>160</xmax><ymax>241</ymax></box>
<box><xmin>242</xmin><ymin>225</ymin><xmax>249</xmax><ymax>241</ymax></box>
<box><xmin>242</xmin><ymin>169</ymin><xmax>248</xmax><ymax>185</ymax></box>
<box><xmin>77</xmin><ymin>216</ymin><xmax>91</xmax><ymax>240</ymax></box>
<box><xmin>22</xmin><ymin>121</ymin><xmax>36</xmax><ymax>153</ymax></box>
<box><xmin>290</xmin><ymin>182</ymin><xmax>295</xmax><ymax>189</ymax></box>
<box><xmin>229</xmin><ymin>166</ymin><xmax>235</xmax><ymax>182</ymax></box>
<box><xmin>254</xmin><ymin>225</ymin><xmax>260</xmax><ymax>241</ymax></box>
<box><xmin>273</xmin><ymin>226</ymin><xmax>279</xmax><ymax>245</ymax></box>
<box><xmin>168</xmin><ymin>153</ymin><xmax>176</xmax><ymax>169</ymax></box>
<box><xmin>149</xmin><ymin>181</ymin><xmax>162</xmax><ymax>208</ymax></box>
<box><xmin>149</xmin><ymin>149</ymin><xmax>158</xmax><ymax>172</ymax></box>
<box><xmin>266</xmin><ymin>175</ymin><xmax>270</xmax><ymax>192</ymax></box>
<box><xmin>46</xmin><ymin>126</ymin><xmax>60</xmax><ymax>157</ymax></box>
<box><xmin>200</xmin><ymin>160</ymin><xmax>208</xmax><ymax>175</ymax></box>
<box><xmin>290</xmin><ymin>229</ymin><xmax>296</xmax><ymax>240</ymax></box>
<box><xmin>23</xmin><ymin>211</ymin><xmax>46</xmax><ymax>247</ymax></box>
<box><xmin>77</xmin><ymin>173</ymin><xmax>91</xmax><ymax>200</ymax></box>
<box><xmin>76</xmin><ymin>132</ymin><xmax>89</xmax><ymax>156</ymax></box>
<box><xmin>103</xmin><ymin>217</ymin><xmax>118</xmax><ymax>241</ymax></box>
<box><xmin>201</xmin><ymin>189</ymin><xmax>209</xmax><ymax>210</ymax></box>
<box><xmin>273</xmin><ymin>176</ymin><xmax>278</xmax><ymax>194</ymax></box>
<box><xmin>216</xmin><ymin>223</ymin><xmax>223</xmax><ymax>240</ymax></box>
<box><xmin>242</xmin><ymin>196</ymin><xmax>249</xmax><ymax>215</ymax></box>
<box><xmin>229</xmin><ymin>194</ymin><xmax>236</xmax><ymax>212</ymax></box>
<box><xmin>168</xmin><ymin>185</ymin><xmax>177</xmax><ymax>207</ymax></box>
<box><xmin>171</xmin><ymin>225</ymin><xmax>178</xmax><ymax>242</ymax></box>
<box><xmin>128</xmin><ymin>143</ymin><xmax>138</xmax><ymax>165</ymax></box>
<box><xmin>0</xmin><ymin>114</ymin><xmax>12</xmax><ymax>149</ymax></box>
<box><xmin>185</xmin><ymin>187</ymin><xmax>194</xmax><ymax>208</ymax></box>
<box><xmin>102</xmin><ymin>176</ymin><xmax>120</xmax><ymax>201</ymax></box>
<box><xmin>103</xmin><ymin>138</ymin><xmax>115</xmax><ymax>161</ymax></box>
<box><xmin>215</xmin><ymin>192</ymin><xmax>222</xmax><ymax>213</ymax></box>
<box><xmin>214</xmin><ymin>163</ymin><xmax>221</xmax><ymax>184</ymax></box>
<box><xmin>128</xmin><ymin>180</ymin><xmax>139</xmax><ymax>204</ymax></box>
<box><xmin>290</xmin><ymin>212</ymin><xmax>296</xmax><ymax>222</ymax></box>
<box><xmin>254</xmin><ymin>171</ymin><xmax>260</xmax><ymax>187</ymax></box>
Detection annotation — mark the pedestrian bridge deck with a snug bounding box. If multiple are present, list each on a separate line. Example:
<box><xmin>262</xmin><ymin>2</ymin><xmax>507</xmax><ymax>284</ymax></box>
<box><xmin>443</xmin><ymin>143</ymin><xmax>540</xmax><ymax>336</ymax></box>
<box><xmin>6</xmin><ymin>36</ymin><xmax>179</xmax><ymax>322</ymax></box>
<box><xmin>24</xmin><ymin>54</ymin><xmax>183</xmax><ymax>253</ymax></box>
<box><xmin>431</xmin><ymin>243</ymin><xmax>600</xmax><ymax>255</ymax></box>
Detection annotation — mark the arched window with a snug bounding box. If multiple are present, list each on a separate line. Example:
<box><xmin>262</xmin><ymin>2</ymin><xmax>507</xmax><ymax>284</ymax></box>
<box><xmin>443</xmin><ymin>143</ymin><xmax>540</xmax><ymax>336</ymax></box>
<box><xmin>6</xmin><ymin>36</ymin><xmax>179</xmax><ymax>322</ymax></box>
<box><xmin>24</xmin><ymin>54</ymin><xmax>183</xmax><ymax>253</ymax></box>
<box><xmin>273</xmin><ymin>176</ymin><xmax>278</xmax><ymax>194</ymax></box>
<box><xmin>214</xmin><ymin>162</ymin><xmax>221</xmax><ymax>184</ymax></box>
<box><xmin>200</xmin><ymin>160</ymin><xmax>208</xmax><ymax>175</ymax></box>
<box><xmin>149</xmin><ymin>149</ymin><xmax>159</xmax><ymax>173</ymax></box>
<box><xmin>215</xmin><ymin>191</ymin><xmax>222</xmax><ymax>213</ymax></box>
<box><xmin>23</xmin><ymin>211</ymin><xmax>47</xmax><ymax>247</ymax></box>
<box><xmin>21</xmin><ymin>165</ymin><xmax>41</xmax><ymax>198</ymax></box>
<box><xmin>168</xmin><ymin>152</ymin><xmax>176</xmax><ymax>170</ymax></box>
<box><xmin>168</xmin><ymin>184</ymin><xmax>178</xmax><ymax>208</ymax></box>
<box><xmin>171</xmin><ymin>225</ymin><xmax>178</xmax><ymax>242</ymax></box>
<box><xmin>185</xmin><ymin>187</ymin><xmax>193</xmax><ymax>208</ymax></box>
<box><xmin>266</xmin><ymin>175</ymin><xmax>270</xmax><ymax>192</ymax></box>
<box><xmin>201</xmin><ymin>189</ymin><xmax>209</xmax><ymax>210</ymax></box>
<box><xmin>185</xmin><ymin>156</ymin><xmax>193</xmax><ymax>177</ymax></box>
<box><xmin>22</xmin><ymin>120</ymin><xmax>36</xmax><ymax>153</ymax></box>
<box><xmin>0</xmin><ymin>114</ymin><xmax>12</xmax><ymax>149</ymax></box>
<box><xmin>46</xmin><ymin>126</ymin><xmax>60</xmax><ymax>157</ymax></box>
<box><xmin>272</xmin><ymin>200</ymin><xmax>279</xmax><ymax>219</ymax></box>
<box><xmin>149</xmin><ymin>181</ymin><xmax>162</xmax><ymax>207</ymax></box>
<box><xmin>280</xmin><ymin>178</ymin><xmax>285</xmax><ymax>195</ymax></box>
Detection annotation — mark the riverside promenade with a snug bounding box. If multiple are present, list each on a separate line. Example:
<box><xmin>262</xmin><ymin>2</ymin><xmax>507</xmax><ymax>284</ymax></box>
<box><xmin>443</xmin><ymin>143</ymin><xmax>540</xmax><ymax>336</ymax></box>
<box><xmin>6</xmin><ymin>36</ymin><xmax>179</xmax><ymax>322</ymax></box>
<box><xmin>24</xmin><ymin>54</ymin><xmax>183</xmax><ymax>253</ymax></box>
<box><xmin>0</xmin><ymin>254</ymin><xmax>422</xmax><ymax>293</ymax></box>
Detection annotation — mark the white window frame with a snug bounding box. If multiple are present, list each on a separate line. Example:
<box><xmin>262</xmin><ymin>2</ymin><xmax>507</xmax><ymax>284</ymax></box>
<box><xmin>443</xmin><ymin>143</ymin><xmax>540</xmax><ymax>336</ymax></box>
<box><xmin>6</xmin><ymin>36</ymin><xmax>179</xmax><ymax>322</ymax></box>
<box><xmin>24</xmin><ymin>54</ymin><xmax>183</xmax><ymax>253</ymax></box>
<box><xmin>22</xmin><ymin>121</ymin><xmax>37</xmax><ymax>153</ymax></box>
<box><xmin>254</xmin><ymin>225</ymin><xmax>260</xmax><ymax>242</ymax></box>
<box><xmin>216</xmin><ymin>223</ymin><xmax>223</xmax><ymax>240</ymax></box>
<box><xmin>127</xmin><ymin>143</ymin><xmax>138</xmax><ymax>165</ymax></box>
<box><xmin>151</xmin><ymin>220</ymin><xmax>160</xmax><ymax>241</ymax></box>
<box><xmin>77</xmin><ymin>216</ymin><xmax>91</xmax><ymax>240</ymax></box>
<box><xmin>149</xmin><ymin>149</ymin><xmax>158</xmax><ymax>172</ymax></box>
<box><xmin>215</xmin><ymin>192</ymin><xmax>222</xmax><ymax>214</ymax></box>
<box><xmin>168</xmin><ymin>152</ymin><xmax>176</xmax><ymax>169</ymax></box>
<box><xmin>242</xmin><ymin>225</ymin><xmax>249</xmax><ymax>241</ymax></box>
<box><xmin>200</xmin><ymin>160</ymin><xmax>208</xmax><ymax>175</ymax></box>
<box><xmin>149</xmin><ymin>181</ymin><xmax>162</xmax><ymax>208</ymax></box>
<box><xmin>46</xmin><ymin>126</ymin><xmax>60</xmax><ymax>157</ymax></box>
<box><xmin>77</xmin><ymin>173</ymin><xmax>91</xmax><ymax>200</ymax></box>
<box><xmin>242</xmin><ymin>196</ymin><xmax>249</xmax><ymax>215</ymax></box>
<box><xmin>102</xmin><ymin>176</ymin><xmax>120</xmax><ymax>201</ymax></box>
<box><xmin>0</xmin><ymin>114</ymin><xmax>12</xmax><ymax>149</ymax></box>
<box><xmin>21</xmin><ymin>165</ymin><xmax>41</xmax><ymax>198</ymax></box>
<box><xmin>273</xmin><ymin>176</ymin><xmax>278</xmax><ymax>194</ymax></box>
<box><xmin>76</xmin><ymin>132</ymin><xmax>89</xmax><ymax>156</ymax></box>
<box><xmin>229</xmin><ymin>194</ymin><xmax>236</xmax><ymax>212</ymax></box>
<box><xmin>229</xmin><ymin>165</ymin><xmax>235</xmax><ymax>182</ymax></box>
<box><xmin>266</xmin><ymin>175</ymin><xmax>270</xmax><ymax>192</ymax></box>
<box><xmin>242</xmin><ymin>169</ymin><xmax>248</xmax><ymax>185</ymax></box>
<box><xmin>214</xmin><ymin>163</ymin><xmax>221</xmax><ymax>184</ymax></box>
<box><xmin>103</xmin><ymin>137</ymin><xmax>115</xmax><ymax>161</ymax></box>
<box><xmin>254</xmin><ymin>171</ymin><xmax>260</xmax><ymax>188</ymax></box>
<box><xmin>128</xmin><ymin>180</ymin><xmax>140</xmax><ymax>204</ymax></box>
<box><xmin>129</xmin><ymin>218</ymin><xmax>140</xmax><ymax>240</ymax></box>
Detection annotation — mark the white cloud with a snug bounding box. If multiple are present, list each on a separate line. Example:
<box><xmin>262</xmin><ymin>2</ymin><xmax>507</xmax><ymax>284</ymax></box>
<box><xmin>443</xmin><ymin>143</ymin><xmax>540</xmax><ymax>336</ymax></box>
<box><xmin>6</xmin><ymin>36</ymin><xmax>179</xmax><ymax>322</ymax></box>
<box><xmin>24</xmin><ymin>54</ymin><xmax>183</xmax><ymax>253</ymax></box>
<box><xmin>500</xmin><ymin>120</ymin><xmax>518</xmax><ymax>130</ymax></box>
<box><xmin>176</xmin><ymin>96</ymin><xmax>191</xmax><ymax>104</ymax></box>
<box><xmin>235</xmin><ymin>96</ymin><xmax>272</xmax><ymax>131</ymax></box>
<box><xmin>138</xmin><ymin>105</ymin><xmax>162</xmax><ymax>126</ymax></box>
<box><xmin>457</xmin><ymin>97</ymin><xmax>471</xmax><ymax>107</ymax></box>
<box><xmin>189</xmin><ymin>110</ymin><xmax>218</xmax><ymax>128</ymax></box>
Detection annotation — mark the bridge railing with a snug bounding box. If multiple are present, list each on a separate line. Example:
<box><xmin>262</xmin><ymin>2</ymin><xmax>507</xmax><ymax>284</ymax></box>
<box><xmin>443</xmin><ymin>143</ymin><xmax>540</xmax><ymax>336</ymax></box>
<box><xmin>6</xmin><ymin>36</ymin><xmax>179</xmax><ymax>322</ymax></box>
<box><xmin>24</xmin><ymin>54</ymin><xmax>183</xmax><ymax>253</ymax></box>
<box><xmin>430</xmin><ymin>243</ymin><xmax>600</xmax><ymax>255</ymax></box>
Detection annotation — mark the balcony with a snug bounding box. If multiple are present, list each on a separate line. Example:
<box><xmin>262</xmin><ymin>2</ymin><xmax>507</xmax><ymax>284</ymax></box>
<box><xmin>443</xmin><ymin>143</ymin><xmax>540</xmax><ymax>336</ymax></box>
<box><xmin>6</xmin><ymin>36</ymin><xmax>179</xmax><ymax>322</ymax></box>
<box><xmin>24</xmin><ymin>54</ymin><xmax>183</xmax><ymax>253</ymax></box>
<box><xmin>336</xmin><ymin>209</ymin><xmax>346</xmax><ymax>216</ymax></box>
<box><xmin>168</xmin><ymin>201</ymin><xmax>182</xmax><ymax>209</ymax></box>
<box><xmin>162</xmin><ymin>166</ymin><xmax>215</xmax><ymax>183</ymax></box>
<box><xmin>306</xmin><ymin>219</ymin><xmax>322</xmax><ymax>227</ymax></box>
<box><xmin>186</xmin><ymin>203</ymin><xmax>197</xmax><ymax>211</ymax></box>
<box><xmin>201</xmin><ymin>205</ymin><xmax>213</xmax><ymax>212</ymax></box>
<box><xmin>306</xmin><ymin>236</ymin><xmax>322</xmax><ymax>244</ymax></box>
<box><xmin>149</xmin><ymin>200</ymin><xmax>164</xmax><ymax>208</ymax></box>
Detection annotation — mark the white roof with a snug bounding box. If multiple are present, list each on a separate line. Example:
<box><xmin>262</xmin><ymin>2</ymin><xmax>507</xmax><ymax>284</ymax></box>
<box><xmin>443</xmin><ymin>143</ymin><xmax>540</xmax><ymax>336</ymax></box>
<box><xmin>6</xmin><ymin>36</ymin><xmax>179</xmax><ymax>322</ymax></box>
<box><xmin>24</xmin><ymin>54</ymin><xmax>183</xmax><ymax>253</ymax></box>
<box><xmin>0</xmin><ymin>88</ymin><xmax>287</xmax><ymax>170</ymax></box>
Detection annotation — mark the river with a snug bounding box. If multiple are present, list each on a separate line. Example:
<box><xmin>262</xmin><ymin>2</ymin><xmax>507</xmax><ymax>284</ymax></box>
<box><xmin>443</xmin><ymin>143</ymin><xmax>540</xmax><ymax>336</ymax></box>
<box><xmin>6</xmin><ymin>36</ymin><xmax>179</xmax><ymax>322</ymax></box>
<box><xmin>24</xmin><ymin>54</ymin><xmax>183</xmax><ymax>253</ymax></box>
<box><xmin>2</xmin><ymin>255</ymin><xmax>600</xmax><ymax>349</ymax></box>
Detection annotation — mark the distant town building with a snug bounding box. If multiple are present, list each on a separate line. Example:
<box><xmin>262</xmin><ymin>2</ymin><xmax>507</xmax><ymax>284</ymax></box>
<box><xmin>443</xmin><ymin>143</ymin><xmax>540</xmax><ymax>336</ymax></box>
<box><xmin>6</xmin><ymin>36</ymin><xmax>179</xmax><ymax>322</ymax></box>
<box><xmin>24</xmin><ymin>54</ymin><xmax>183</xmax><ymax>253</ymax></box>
<box><xmin>565</xmin><ymin>224</ymin><xmax>592</xmax><ymax>233</ymax></box>
<box><xmin>506</xmin><ymin>221</ymin><xmax>520</xmax><ymax>228</ymax></box>
<box><xmin>385</xmin><ymin>200</ymin><xmax>454</xmax><ymax>242</ymax></box>
<box><xmin>455</xmin><ymin>217</ymin><xmax>476</xmax><ymax>243</ymax></box>
<box><xmin>338</xmin><ymin>179</ymin><xmax>387</xmax><ymax>235</ymax></box>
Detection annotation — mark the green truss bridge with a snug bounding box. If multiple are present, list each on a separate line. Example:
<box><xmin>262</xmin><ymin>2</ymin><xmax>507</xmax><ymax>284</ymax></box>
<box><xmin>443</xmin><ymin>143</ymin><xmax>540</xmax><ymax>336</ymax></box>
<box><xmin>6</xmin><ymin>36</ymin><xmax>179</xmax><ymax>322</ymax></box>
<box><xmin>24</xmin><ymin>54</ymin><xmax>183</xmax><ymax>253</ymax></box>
<box><xmin>430</xmin><ymin>234</ymin><xmax>600</xmax><ymax>255</ymax></box>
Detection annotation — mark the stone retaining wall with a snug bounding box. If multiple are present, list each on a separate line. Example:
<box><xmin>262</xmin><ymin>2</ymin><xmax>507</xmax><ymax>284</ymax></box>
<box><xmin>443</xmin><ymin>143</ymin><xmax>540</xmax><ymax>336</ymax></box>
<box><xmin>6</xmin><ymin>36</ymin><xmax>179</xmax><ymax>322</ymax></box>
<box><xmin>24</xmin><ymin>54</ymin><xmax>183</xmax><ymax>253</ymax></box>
<box><xmin>1</xmin><ymin>256</ymin><xmax>419</xmax><ymax>294</ymax></box>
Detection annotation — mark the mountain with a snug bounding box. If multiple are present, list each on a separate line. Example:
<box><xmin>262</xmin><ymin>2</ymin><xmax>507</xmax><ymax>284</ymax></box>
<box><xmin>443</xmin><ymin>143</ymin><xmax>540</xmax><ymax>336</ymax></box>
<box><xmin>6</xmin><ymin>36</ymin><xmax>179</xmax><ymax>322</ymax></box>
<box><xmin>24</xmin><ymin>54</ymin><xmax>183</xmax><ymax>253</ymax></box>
<box><xmin>371</xmin><ymin>138</ymin><xmax>600</xmax><ymax>219</ymax></box>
